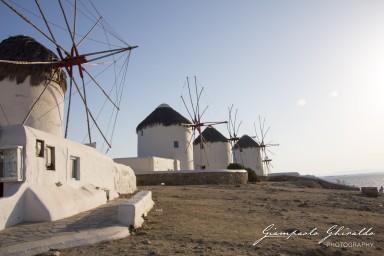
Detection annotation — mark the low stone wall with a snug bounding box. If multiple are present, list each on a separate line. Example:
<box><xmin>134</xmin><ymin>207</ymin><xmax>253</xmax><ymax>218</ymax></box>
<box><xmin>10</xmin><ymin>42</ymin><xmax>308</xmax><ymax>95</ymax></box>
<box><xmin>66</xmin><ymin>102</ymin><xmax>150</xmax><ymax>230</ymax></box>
<box><xmin>136</xmin><ymin>170</ymin><xmax>248</xmax><ymax>186</ymax></box>
<box><xmin>262</xmin><ymin>175</ymin><xmax>360</xmax><ymax>191</ymax></box>
<box><xmin>118</xmin><ymin>191</ymin><xmax>154</xmax><ymax>228</ymax></box>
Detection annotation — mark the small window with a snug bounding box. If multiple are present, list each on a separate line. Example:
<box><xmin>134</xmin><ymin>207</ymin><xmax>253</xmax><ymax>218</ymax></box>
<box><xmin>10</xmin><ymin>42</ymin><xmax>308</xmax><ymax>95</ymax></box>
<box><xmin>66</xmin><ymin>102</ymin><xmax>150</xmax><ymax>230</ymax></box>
<box><xmin>0</xmin><ymin>146</ymin><xmax>23</xmax><ymax>182</ymax></box>
<box><xmin>141</xmin><ymin>130</ymin><xmax>144</xmax><ymax>136</ymax></box>
<box><xmin>200</xmin><ymin>143</ymin><xmax>204</xmax><ymax>149</ymax></box>
<box><xmin>70</xmin><ymin>156</ymin><xmax>80</xmax><ymax>180</ymax></box>
<box><xmin>46</xmin><ymin>146</ymin><xmax>55</xmax><ymax>170</ymax></box>
<box><xmin>173</xmin><ymin>141</ymin><xmax>179</xmax><ymax>148</ymax></box>
<box><xmin>36</xmin><ymin>140</ymin><xmax>44</xmax><ymax>157</ymax></box>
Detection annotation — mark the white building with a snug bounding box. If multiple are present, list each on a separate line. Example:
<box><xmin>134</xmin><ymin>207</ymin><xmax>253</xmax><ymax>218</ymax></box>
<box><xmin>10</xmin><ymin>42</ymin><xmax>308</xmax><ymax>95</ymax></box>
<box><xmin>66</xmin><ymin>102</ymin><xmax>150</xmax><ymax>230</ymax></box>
<box><xmin>136</xmin><ymin>103</ymin><xmax>194</xmax><ymax>170</ymax></box>
<box><xmin>193</xmin><ymin>126</ymin><xmax>230</xmax><ymax>170</ymax></box>
<box><xmin>114</xmin><ymin>156</ymin><xmax>180</xmax><ymax>174</ymax></box>
<box><xmin>233</xmin><ymin>135</ymin><xmax>264</xmax><ymax>176</ymax></box>
<box><xmin>0</xmin><ymin>35</ymin><xmax>136</xmax><ymax>231</ymax></box>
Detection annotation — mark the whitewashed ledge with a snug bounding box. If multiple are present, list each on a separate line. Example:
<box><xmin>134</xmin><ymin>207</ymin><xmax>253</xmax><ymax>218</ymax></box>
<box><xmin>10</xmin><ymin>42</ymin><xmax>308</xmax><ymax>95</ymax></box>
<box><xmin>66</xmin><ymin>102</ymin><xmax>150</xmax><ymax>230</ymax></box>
<box><xmin>136</xmin><ymin>169</ymin><xmax>248</xmax><ymax>186</ymax></box>
<box><xmin>118</xmin><ymin>191</ymin><xmax>154</xmax><ymax>228</ymax></box>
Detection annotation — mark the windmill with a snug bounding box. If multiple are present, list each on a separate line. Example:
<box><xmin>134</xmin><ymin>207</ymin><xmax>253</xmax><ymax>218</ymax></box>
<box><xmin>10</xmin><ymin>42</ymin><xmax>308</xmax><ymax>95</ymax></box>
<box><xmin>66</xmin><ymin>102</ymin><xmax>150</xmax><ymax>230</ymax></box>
<box><xmin>180</xmin><ymin>76</ymin><xmax>227</xmax><ymax>170</ymax></box>
<box><xmin>253</xmin><ymin>116</ymin><xmax>279</xmax><ymax>175</ymax></box>
<box><xmin>0</xmin><ymin>0</ymin><xmax>137</xmax><ymax>153</ymax></box>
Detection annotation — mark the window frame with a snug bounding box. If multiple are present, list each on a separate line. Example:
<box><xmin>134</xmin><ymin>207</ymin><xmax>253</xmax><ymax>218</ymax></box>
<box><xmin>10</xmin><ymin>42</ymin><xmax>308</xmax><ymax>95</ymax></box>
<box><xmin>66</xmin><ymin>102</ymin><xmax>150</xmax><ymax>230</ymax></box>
<box><xmin>70</xmin><ymin>156</ymin><xmax>80</xmax><ymax>180</ymax></box>
<box><xmin>45</xmin><ymin>145</ymin><xmax>55</xmax><ymax>170</ymax></box>
<box><xmin>36</xmin><ymin>139</ymin><xmax>45</xmax><ymax>157</ymax></box>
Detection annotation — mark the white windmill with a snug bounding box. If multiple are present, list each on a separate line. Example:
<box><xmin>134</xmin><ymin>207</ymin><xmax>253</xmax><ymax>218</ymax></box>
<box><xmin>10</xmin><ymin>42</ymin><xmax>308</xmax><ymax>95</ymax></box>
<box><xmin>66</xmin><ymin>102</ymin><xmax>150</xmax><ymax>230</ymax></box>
<box><xmin>136</xmin><ymin>103</ymin><xmax>194</xmax><ymax>170</ymax></box>
<box><xmin>253</xmin><ymin>116</ymin><xmax>279</xmax><ymax>175</ymax></box>
<box><xmin>180</xmin><ymin>76</ymin><xmax>227</xmax><ymax>170</ymax></box>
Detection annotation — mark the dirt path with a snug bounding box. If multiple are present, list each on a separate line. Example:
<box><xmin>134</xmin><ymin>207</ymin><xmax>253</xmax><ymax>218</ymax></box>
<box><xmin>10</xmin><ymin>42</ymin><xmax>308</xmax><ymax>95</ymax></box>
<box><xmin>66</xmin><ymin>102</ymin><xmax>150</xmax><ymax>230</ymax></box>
<box><xmin>57</xmin><ymin>182</ymin><xmax>384</xmax><ymax>256</ymax></box>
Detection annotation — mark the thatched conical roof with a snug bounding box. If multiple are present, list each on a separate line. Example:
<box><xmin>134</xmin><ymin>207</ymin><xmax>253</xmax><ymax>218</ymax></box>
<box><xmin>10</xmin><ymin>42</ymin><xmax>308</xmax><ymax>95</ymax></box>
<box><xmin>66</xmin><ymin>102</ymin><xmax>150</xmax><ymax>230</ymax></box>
<box><xmin>0</xmin><ymin>35</ymin><xmax>67</xmax><ymax>92</ymax></box>
<box><xmin>136</xmin><ymin>103</ymin><xmax>191</xmax><ymax>133</ymax></box>
<box><xmin>234</xmin><ymin>134</ymin><xmax>260</xmax><ymax>149</ymax></box>
<box><xmin>193</xmin><ymin>126</ymin><xmax>228</xmax><ymax>145</ymax></box>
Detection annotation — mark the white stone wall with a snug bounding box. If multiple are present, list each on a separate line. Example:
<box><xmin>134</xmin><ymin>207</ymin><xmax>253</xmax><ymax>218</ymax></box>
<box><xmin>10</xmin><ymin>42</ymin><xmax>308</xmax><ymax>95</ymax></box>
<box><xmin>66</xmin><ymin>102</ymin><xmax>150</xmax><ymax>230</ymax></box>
<box><xmin>114</xmin><ymin>156</ymin><xmax>180</xmax><ymax>174</ymax></box>
<box><xmin>0</xmin><ymin>77</ymin><xmax>65</xmax><ymax>137</ymax></box>
<box><xmin>23</xmin><ymin>183</ymin><xmax>107</xmax><ymax>222</ymax></box>
<box><xmin>0</xmin><ymin>124</ymin><xmax>137</xmax><ymax>230</ymax></box>
<box><xmin>0</xmin><ymin>183</ymin><xmax>27</xmax><ymax>230</ymax></box>
<box><xmin>193</xmin><ymin>141</ymin><xmax>231</xmax><ymax>170</ymax></box>
<box><xmin>233</xmin><ymin>147</ymin><xmax>264</xmax><ymax>176</ymax></box>
<box><xmin>137</xmin><ymin>125</ymin><xmax>193</xmax><ymax>170</ymax></box>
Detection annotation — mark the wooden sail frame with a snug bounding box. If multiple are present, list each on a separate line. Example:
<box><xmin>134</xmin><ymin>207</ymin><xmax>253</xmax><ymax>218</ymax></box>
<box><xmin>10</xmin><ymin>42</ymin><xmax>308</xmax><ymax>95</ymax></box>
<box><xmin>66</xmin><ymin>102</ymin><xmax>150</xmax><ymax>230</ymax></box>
<box><xmin>254</xmin><ymin>116</ymin><xmax>279</xmax><ymax>175</ymax></box>
<box><xmin>180</xmin><ymin>76</ymin><xmax>227</xmax><ymax>169</ymax></box>
<box><xmin>1</xmin><ymin>0</ymin><xmax>137</xmax><ymax>152</ymax></box>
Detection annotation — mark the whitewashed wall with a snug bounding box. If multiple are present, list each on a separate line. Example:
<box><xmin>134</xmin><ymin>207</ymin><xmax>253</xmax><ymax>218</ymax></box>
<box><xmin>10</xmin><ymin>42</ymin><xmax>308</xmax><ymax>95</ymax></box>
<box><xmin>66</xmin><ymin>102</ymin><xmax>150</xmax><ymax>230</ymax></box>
<box><xmin>193</xmin><ymin>142</ymin><xmax>231</xmax><ymax>170</ymax></box>
<box><xmin>0</xmin><ymin>183</ymin><xmax>27</xmax><ymax>230</ymax></box>
<box><xmin>114</xmin><ymin>156</ymin><xmax>180</xmax><ymax>174</ymax></box>
<box><xmin>233</xmin><ymin>147</ymin><xmax>264</xmax><ymax>176</ymax></box>
<box><xmin>0</xmin><ymin>77</ymin><xmax>65</xmax><ymax>137</ymax></box>
<box><xmin>0</xmin><ymin>124</ymin><xmax>136</xmax><ymax>230</ymax></box>
<box><xmin>138</xmin><ymin>125</ymin><xmax>193</xmax><ymax>170</ymax></box>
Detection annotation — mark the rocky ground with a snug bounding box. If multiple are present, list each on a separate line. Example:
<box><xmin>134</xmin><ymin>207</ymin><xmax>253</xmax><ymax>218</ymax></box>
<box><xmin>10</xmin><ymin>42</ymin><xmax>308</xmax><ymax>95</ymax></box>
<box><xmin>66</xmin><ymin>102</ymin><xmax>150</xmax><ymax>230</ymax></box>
<box><xmin>54</xmin><ymin>182</ymin><xmax>384</xmax><ymax>256</ymax></box>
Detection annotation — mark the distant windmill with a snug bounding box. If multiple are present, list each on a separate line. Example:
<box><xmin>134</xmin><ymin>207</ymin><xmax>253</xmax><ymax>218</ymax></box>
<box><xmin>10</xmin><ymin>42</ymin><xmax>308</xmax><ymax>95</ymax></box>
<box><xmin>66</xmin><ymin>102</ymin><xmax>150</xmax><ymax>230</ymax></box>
<box><xmin>180</xmin><ymin>76</ymin><xmax>227</xmax><ymax>169</ymax></box>
<box><xmin>233</xmin><ymin>134</ymin><xmax>262</xmax><ymax>175</ymax></box>
<box><xmin>253</xmin><ymin>116</ymin><xmax>279</xmax><ymax>175</ymax></box>
<box><xmin>193</xmin><ymin>125</ymin><xmax>231</xmax><ymax>170</ymax></box>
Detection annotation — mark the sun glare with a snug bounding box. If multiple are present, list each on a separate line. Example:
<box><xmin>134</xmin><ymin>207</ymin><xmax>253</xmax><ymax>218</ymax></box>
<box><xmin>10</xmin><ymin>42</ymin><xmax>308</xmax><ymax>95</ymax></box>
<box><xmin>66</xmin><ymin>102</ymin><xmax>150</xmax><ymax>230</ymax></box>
<box><xmin>329</xmin><ymin>91</ymin><xmax>339</xmax><ymax>98</ymax></box>
<box><xmin>297</xmin><ymin>99</ymin><xmax>306</xmax><ymax>107</ymax></box>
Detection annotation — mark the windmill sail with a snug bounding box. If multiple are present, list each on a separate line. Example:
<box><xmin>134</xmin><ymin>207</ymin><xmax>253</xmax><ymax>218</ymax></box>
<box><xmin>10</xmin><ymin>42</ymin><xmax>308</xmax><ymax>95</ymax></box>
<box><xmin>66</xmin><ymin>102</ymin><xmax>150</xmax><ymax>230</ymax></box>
<box><xmin>181</xmin><ymin>76</ymin><xmax>227</xmax><ymax>170</ymax></box>
<box><xmin>1</xmin><ymin>0</ymin><xmax>137</xmax><ymax>153</ymax></box>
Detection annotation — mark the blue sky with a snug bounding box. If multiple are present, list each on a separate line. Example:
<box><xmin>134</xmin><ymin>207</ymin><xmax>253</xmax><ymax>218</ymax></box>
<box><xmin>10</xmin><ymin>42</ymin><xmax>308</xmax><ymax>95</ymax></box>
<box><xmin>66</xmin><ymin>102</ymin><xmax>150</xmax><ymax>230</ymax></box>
<box><xmin>1</xmin><ymin>0</ymin><xmax>384</xmax><ymax>175</ymax></box>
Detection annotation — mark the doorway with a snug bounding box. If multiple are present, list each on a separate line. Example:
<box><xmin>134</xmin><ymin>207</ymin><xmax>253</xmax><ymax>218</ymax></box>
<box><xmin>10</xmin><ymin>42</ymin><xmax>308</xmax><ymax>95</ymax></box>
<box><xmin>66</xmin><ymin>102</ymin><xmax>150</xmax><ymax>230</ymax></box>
<box><xmin>0</xmin><ymin>182</ymin><xmax>3</xmax><ymax>197</ymax></box>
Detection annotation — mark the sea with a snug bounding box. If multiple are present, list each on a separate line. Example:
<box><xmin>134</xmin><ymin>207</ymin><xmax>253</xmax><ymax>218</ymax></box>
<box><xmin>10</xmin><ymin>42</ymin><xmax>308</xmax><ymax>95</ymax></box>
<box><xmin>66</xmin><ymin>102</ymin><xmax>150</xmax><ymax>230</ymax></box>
<box><xmin>320</xmin><ymin>172</ymin><xmax>384</xmax><ymax>189</ymax></box>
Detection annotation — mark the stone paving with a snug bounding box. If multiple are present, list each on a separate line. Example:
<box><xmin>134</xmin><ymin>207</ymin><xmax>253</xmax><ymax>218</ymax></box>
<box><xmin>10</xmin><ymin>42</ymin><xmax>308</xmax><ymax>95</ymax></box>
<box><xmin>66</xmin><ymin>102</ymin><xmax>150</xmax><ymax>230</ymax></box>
<box><xmin>0</xmin><ymin>198</ymin><xmax>126</xmax><ymax>249</ymax></box>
